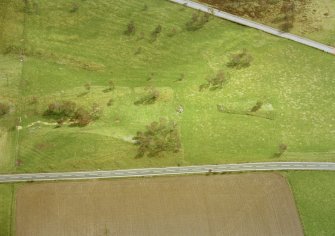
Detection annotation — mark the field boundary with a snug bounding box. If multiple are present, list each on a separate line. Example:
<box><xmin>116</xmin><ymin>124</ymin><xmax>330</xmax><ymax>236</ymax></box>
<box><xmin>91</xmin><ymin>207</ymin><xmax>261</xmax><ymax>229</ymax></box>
<box><xmin>0</xmin><ymin>162</ymin><xmax>334</xmax><ymax>183</ymax></box>
<box><xmin>168</xmin><ymin>0</ymin><xmax>335</xmax><ymax>55</ymax></box>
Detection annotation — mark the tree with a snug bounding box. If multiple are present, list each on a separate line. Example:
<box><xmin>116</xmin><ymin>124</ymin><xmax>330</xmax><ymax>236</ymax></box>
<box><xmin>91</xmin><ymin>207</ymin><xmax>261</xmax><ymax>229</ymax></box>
<box><xmin>133</xmin><ymin>118</ymin><xmax>181</xmax><ymax>158</ymax></box>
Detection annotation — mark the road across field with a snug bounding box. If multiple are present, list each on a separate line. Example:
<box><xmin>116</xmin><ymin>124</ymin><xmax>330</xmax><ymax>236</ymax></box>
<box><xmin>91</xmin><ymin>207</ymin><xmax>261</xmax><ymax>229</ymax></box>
<box><xmin>168</xmin><ymin>0</ymin><xmax>335</xmax><ymax>55</ymax></box>
<box><xmin>0</xmin><ymin>162</ymin><xmax>334</xmax><ymax>183</ymax></box>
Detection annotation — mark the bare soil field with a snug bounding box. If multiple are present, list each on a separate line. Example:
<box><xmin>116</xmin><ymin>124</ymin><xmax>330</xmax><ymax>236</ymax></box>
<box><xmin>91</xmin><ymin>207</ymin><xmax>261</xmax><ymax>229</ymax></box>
<box><xmin>16</xmin><ymin>173</ymin><xmax>303</xmax><ymax>236</ymax></box>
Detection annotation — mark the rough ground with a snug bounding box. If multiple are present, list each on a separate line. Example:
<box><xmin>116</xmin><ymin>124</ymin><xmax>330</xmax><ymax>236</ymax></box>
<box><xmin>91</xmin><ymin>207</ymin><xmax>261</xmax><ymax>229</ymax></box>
<box><xmin>16</xmin><ymin>173</ymin><xmax>303</xmax><ymax>236</ymax></box>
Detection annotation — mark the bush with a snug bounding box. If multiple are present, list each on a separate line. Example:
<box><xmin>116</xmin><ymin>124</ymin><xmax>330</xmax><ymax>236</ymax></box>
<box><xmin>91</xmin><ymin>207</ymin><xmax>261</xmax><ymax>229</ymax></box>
<box><xmin>108</xmin><ymin>80</ymin><xmax>115</xmax><ymax>91</ymax></box>
<box><xmin>69</xmin><ymin>3</ymin><xmax>79</xmax><ymax>13</ymax></box>
<box><xmin>167</xmin><ymin>28</ymin><xmax>178</xmax><ymax>37</ymax></box>
<box><xmin>44</xmin><ymin>101</ymin><xmax>100</xmax><ymax>127</ymax></box>
<box><xmin>274</xmin><ymin>143</ymin><xmax>288</xmax><ymax>157</ymax></box>
<box><xmin>199</xmin><ymin>70</ymin><xmax>227</xmax><ymax>91</ymax></box>
<box><xmin>0</xmin><ymin>102</ymin><xmax>10</xmax><ymax>116</ymax></box>
<box><xmin>227</xmin><ymin>49</ymin><xmax>253</xmax><ymax>69</ymax></box>
<box><xmin>134</xmin><ymin>88</ymin><xmax>160</xmax><ymax>105</ymax></box>
<box><xmin>73</xmin><ymin>108</ymin><xmax>91</xmax><ymax>126</ymax></box>
<box><xmin>280</xmin><ymin>21</ymin><xmax>294</xmax><ymax>32</ymax></box>
<box><xmin>250</xmin><ymin>101</ymin><xmax>263</xmax><ymax>112</ymax></box>
<box><xmin>133</xmin><ymin>118</ymin><xmax>181</xmax><ymax>158</ymax></box>
<box><xmin>44</xmin><ymin>101</ymin><xmax>77</xmax><ymax>118</ymax></box>
<box><xmin>124</xmin><ymin>21</ymin><xmax>136</xmax><ymax>36</ymax></box>
<box><xmin>151</xmin><ymin>25</ymin><xmax>162</xmax><ymax>42</ymax></box>
<box><xmin>107</xmin><ymin>99</ymin><xmax>113</xmax><ymax>106</ymax></box>
<box><xmin>186</xmin><ymin>12</ymin><xmax>210</xmax><ymax>31</ymax></box>
<box><xmin>84</xmin><ymin>82</ymin><xmax>91</xmax><ymax>91</ymax></box>
<box><xmin>152</xmin><ymin>25</ymin><xmax>162</xmax><ymax>36</ymax></box>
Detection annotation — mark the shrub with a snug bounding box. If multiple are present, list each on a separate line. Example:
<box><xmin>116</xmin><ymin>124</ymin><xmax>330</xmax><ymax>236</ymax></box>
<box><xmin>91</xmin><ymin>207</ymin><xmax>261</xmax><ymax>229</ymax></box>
<box><xmin>134</xmin><ymin>47</ymin><xmax>142</xmax><ymax>55</ymax></box>
<box><xmin>44</xmin><ymin>101</ymin><xmax>99</xmax><ymax>127</ymax></box>
<box><xmin>151</xmin><ymin>25</ymin><xmax>162</xmax><ymax>42</ymax></box>
<box><xmin>199</xmin><ymin>70</ymin><xmax>227</xmax><ymax>91</ymax></box>
<box><xmin>167</xmin><ymin>28</ymin><xmax>178</xmax><ymax>37</ymax></box>
<box><xmin>124</xmin><ymin>21</ymin><xmax>136</xmax><ymax>36</ymax></box>
<box><xmin>134</xmin><ymin>88</ymin><xmax>160</xmax><ymax>105</ymax></box>
<box><xmin>280</xmin><ymin>21</ymin><xmax>294</xmax><ymax>32</ymax></box>
<box><xmin>227</xmin><ymin>49</ymin><xmax>253</xmax><ymax>69</ymax></box>
<box><xmin>30</xmin><ymin>96</ymin><xmax>38</xmax><ymax>105</ymax></box>
<box><xmin>274</xmin><ymin>143</ymin><xmax>288</xmax><ymax>157</ymax></box>
<box><xmin>250</xmin><ymin>101</ymin><xmax>263</xmax><ymax>112</ymax></box>
<box><xmin>84</xmin><ymin>82</ymin><xmax>91</xmax><ymax>91</ymax></box>
<box><xmin>142</xmin><ymin>4</ymin><xmax>148</xmax><ymax>11</ymax></box>
<box><xmin>133</xmin><ymin>118</ymin><xmax>181</xmax><ymax>158</ymax></box>
<box><xmin>152</xmin><ymin>25</ymin><xmax>162</xmax><ymax>36</ymax></box>
<box><xmin>73</xmin><ymin>108</ymin><xmax>91</xmax><ymax>126</ymax></box>
<box><xmin>90</xmin><ymin>103</ymin><xmax>102</xmax><ymax>121</ymax></box>
<box><xmin>108</xmin><ymin>80</ymin><xmax>115</xmax><ymax>91</ymax></box>
<box><xmin>107</xmin><ymin>99</ymin><xmax>113</xmax><ymax>106</ymax></box>
<box><xmin>44</xmin><ymin>101</ymin><xmax>77</xmax><ymax>118</ymax></box>
<box><xmin>0</xmin><ymin>102</ymin><xmax>10</xmax><ymax>116</ymax></box>
<box><xmin>70</xmin><ymin>3</ymin><xmax>79</xmax><ymax>13</ymax></box>
<box><xmin>186</xmin><ymin>12</ymin><xmax>210</xmax><ymax>31</ymax></box>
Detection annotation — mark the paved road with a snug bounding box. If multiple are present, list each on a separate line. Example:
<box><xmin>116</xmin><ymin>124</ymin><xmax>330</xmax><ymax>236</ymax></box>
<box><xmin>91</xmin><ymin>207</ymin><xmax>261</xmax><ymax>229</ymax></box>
<box><xmin>169</xmin><ymin>0</ymin><xmax>335</xmax><ymax>55</ymax></box>
<box><xmin>0</xmin><ymin>162</ymin><xmax>334</xmax><ymax>183</ymax></box>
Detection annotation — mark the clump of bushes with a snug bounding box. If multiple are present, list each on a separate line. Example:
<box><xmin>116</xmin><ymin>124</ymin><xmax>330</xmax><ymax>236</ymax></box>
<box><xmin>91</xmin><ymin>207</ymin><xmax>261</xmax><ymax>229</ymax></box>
<box><xmin>199</xmin><ymin>70</ymin><xmax>227</xmax><ymax>91</ymax></box>
<box><xmin>44</xmin><ymin>100</ymin><xmax>102</xmax><ymax>127</ymax></box>
<box><xmin>0</xmin><ymin>102</ymin><xmax>10</xmax><ymax>116</ymax></box>
<box><xmin>133</xmin><ymin>118</ymin><xmax>181</xmax><ymax>158</ymax></box>
<box><xmin>186</xmin><ymin>12</ymin><xmax>210</xmax><ymax>31</ymax></box>
<box><xmin>134</xmin><ymin>87</ymin><xmax>160</xmax><ymax>105</ymax></box>
<box><xmin>227</xmin><ymin>49</ymin><xmax>253</xmax><ymax>69</ymax></box>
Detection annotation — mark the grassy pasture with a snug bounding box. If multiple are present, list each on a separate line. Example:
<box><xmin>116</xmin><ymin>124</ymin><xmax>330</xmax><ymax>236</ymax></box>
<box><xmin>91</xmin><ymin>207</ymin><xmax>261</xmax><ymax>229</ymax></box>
<box><xmin>285</xmin><ymin>171</ymin><xmax>335</xmax><ymax>236</ymax></box>
<box><xmin>0</xmin><ymin>184</ymin><xmax>14</xmax><ymax>236</ymax></box>
<box><xmin>0</xmin><ymin>0</ymin><xmax>333</xmax><ymax>172</ymax></box>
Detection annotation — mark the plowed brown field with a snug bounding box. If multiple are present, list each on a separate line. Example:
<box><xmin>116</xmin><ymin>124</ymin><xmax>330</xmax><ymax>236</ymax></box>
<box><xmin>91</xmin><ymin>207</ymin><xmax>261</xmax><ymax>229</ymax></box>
<box><xmin>16</xmin><ymin>173</ymin><xmax>303</xmax><ymax>236</ymax></box>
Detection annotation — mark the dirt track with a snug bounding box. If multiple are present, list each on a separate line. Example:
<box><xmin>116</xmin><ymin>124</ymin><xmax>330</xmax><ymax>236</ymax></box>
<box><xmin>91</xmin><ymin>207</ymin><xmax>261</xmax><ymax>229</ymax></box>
<box><xmin>16</xmin><ymin>173</ymin><xmax>303</xmax><ymax>236</ymax></box>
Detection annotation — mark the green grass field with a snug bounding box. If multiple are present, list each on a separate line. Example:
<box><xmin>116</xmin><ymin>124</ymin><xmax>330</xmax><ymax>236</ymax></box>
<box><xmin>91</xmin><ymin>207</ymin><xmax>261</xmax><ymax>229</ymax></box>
<box><xmin>285</xmin><ymin>171</ymin><xmax>335</xmax><ymax>236</ymax></box>
<box><xmin>0</xmin><ymin>0</ymin><xmax>334</xmax><ymax>173</ymax></box>
<box><xmin>0</xmin><ymin>184</ymin><xmax>14</xmax><ymax>236</ymax></box>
